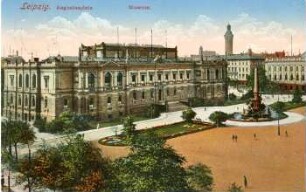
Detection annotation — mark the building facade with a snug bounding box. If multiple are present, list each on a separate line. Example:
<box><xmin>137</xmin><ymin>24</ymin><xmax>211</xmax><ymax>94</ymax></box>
<box><xmin>2</xmin><ymin>44</ymin><xmax>227</xmax><ymax>122</ymax></box>
<box><xmin>265</xmin><ymin>55</ymin><xmax>306</xmax><ymax>92</ymax></box>
<box><xmin>225</xmin><ymin>50</ymin><xmax>265</xmax><ymax>83</ymax></box>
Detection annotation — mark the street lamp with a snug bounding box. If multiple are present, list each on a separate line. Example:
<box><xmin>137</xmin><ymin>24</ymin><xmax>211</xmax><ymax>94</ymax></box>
<box><xmin>277</xmin><ymin>91</ymin><xmax>280</xmax><ymax>136</ymax></box>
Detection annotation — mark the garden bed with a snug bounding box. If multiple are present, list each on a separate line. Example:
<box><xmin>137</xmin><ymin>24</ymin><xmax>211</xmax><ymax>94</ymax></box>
<box><xmin>99</xmin><ymin>121</ymin><xmax>215</xmax><ymax>146</ymax></box>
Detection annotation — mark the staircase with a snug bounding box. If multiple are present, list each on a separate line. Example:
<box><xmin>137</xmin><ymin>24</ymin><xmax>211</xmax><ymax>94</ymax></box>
<box><xmin>167</xmin><ymin>101</ymin><xmax>189</xmax><ymax>112</ymax></box>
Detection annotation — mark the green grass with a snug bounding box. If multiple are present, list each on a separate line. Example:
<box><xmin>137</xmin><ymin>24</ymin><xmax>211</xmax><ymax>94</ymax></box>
<box><xmin>99</xmin><ymin>121</ymin><xmax>214</xmax><ymax>146</ymax></box>
<box><xmin>89</xmin><ymin>116</ymin><xmax>151</xmax><ymax>129</ymax></box>
<box><xmin>269</xmin><ymin>101</ymin><xmax>306</xmax><ymax>112</ymax></box>
<box><xmin>149</xmin><ymin>122</ymin><xmax>204</xmax><ymax>137</ymax></box>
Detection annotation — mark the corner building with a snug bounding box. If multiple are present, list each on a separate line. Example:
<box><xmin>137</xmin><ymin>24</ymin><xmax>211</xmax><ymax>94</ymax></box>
<box><xmin>2</xmin><ymin>43</ymin><xmax>227</xmax><ymax>122</ymax></box>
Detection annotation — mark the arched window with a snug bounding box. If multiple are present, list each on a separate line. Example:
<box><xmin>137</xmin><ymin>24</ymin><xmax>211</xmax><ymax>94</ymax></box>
<box><xmin>105</xmin><ymin>72</ymin><xmax>112</xmax><ymax>86</ymax></box>
<box><xmin>64</xmin><ymin>99</ymin><xmax>68</xmax><ymax>106</ymax></box>
<box><xmin>19</xmin><ymin>74</ymin><xmax>23</xmax><ymax>87</ymax></box>
<box><xmin>117</xmin><ymin>72</ymin><xmax>123</xmax><ymax>86</ymax></box>
<box><xmin>88</xmin><ymin>73</ymin><xmax>95</xmax><ymax>88</ymax></box>
<box><xmin>25</xmin><ymin>74</ymin><xmax>29</xmax><ymax>88</ymax></box>
<box><xmin>32</xmin><ymin>74</ymin><xmax>36</xmax><ymax>88</ymax></box>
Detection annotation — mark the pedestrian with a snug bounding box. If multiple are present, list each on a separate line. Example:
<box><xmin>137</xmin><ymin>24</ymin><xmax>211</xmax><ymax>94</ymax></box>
<box><xmin>244</xmin><ymin>175</ymin><xmax>248</xmax><ymax>188</ymax></box>
<box><xmin>236</xmin><ymin>135</ymin><xmax>238</xmax><ymax>142</ymax></box>
<box><xmin>285</xmin><ymin>130</ymin><xmax>288</xmax><ymax>137</ymax></box>
<box><xmin>96</xmin><ymin>123</ymin><xmax>100</xmax><ymax>129</ymax></box>
<box><xmin>232</xmin><ymin>134</ymin><xmax>235</xmax><ymax>142</ymax></box>
<box><xmin>253</xmin><ymin>133</ymin><xmax>256</xmax><ymax>140</ymax></box>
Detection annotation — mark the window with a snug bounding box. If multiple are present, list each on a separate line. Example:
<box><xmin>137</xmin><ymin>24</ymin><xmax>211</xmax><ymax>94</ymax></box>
<box><xmin>180</xmin><ymin>73</ymin><xmax>183</xmax><ymax>79</ymax></box>
<box><xmin>158</xmin><ymin>74</ymin><xmax>161</xmax><ymax>81</ymax></box>
<box><xmin>25</xmin><ymin>74</ymin><xmax>29</xmax><ymax>88</ymax></box>
<box><xmin>207</xmin><ymin>70</ymin><xmax>210</xmax><ymax>80</ymax></box>
<box><xmin>296</xmin><ymin>75</ymin><xmax>299</xmax><ymax>81</ymax></box>
<box><xmin>64</xmin><ymin>99</ymin><xmax>68</xmax><ymax>106</ymax></box>
<box><xmin>290</xmin><ymin>74</ymin><xmax>293</xmax><ymax>80</ymax></box>
<box><xmin>132</xmin><ymin>74</ymin><xmax>136</xmax><ymax>82</ymax></box>
<box><xmin>279</xmin><ymin>75</ymin><xmax>282</xmax><ymax>80</ymax></box>
<box><xmin>117</xmin><ymin>73</ymin><xmax>123</xmax><ymax>86</ymax></box>
<box><xmin>25</xmin><ymin>96</ymin><xmax>28</xmax><ymax>106</ymax></box>
<box><xmin>142</xmin><ymin>91</ymin><xmax>145</xmax><ymax>99</ymax></box>
<box><xmin>141</xmin><ymin>74</ymin><xmax>145</xmax><ymax>82</ymax></box>
<box><xmin>118</xmin><ymin>95</ymin><xmax>122</xmax><ymax>102</ymax></box>
<box><xmin>151</xmin><ymin>89</ymin><xmax>154</xmax><ymax>98</ymax></box>
<box><xmin>107</xmin><ymin>97</ymin><xmax>111</xmax><ymax>104</ymax></box>
<box><xmin>10</xmin><ymin>75</ymin><xmax>14</xmax><ymax>86</ymax></box>
<box><xmin>174</xmin><ymin>87</ymin><xmax>177</xmax><ymax>95</ymax></box>
<box><xmin>10</xmin><ymin>94</ymin><xmax>13</xmax><ymax>104</ymax></box>
<box><xmin>187</xmin><ymin>73</ymin><xmax>190</xmax><ymax>79</ymax></box>
<box><xmin>44</xmin><ymin>97</ymin><xmax>48</xmax><ymax>108</ymax></box>
<box><xmin>173</xmin><ymin>73</ymin><xmax>176</xmax><ymax>80</ymax></box>
<box><xmin>44</xmin><ymin>76</ymin><xmax>49</xmax><ymax>89</ymax></box>
<box><xmin>165</xmin><ymin>74</ymin><xmax>169</xmax><ymax>80</ymax></box>
<box><xmin>215</xmin><ymin>69</ymin><xmax>219</xmax><ymax>79</ymax></box>
<box><xmin>32</xmin><ymin>74</ymin><xmax>36</xmax><ymax>88</ymax></box>
<box><xmin>105</xmin><ymin>72</ymin><xmax>112</xmax><ymax>85</ymax></box>
<box><xmin>19</xmin><ymin>74</ymin><xmax>23</xmax><ymax>87</ymax></box>
<box><xmin>133</xmin><ymin>91</ymin><xmax>137</xmax><ymax>100</ymax></box>
<box><xmin>285</xmin><ymin>74</ymin><xmax>288</xmax><ymax>80</ymax></box>
<box><xmin>18</xmin><ymin>95</ymin><xmax>21</xmax><ymax>106</ymax></box>
<box><xmin>32</xmin><ymin>96</ymin><xmax>36</xmax><ymax>107</ymax></box>
<box><xmin>150</xmin><ymin>74</ymin><xmax>153</xmax><ymax>81</ymax></box>
<box><xmin>88</xmin><ymin>73</ymin><xmax>95</xmax><ymax>88</ymax></box>
<box><xmin>302</xmin><ymin>75</ymin><xmax>305</xmax><ymax>81</ymax></box>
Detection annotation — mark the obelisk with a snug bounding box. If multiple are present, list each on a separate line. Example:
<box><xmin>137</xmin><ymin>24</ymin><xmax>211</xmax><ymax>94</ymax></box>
<box><xmin>253</xmin><ymin>66</ymin><xmax>261</xmax><ymax>112</ymax></box>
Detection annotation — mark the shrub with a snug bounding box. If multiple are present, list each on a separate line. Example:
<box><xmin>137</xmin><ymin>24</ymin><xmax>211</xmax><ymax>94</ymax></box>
<box><xmin>182</xmin><ymin>108</ymin><xmax>196</xmax><ymax>123</ymax></box>
<box><xmin>209</xmin><ymin>111</ymin><xmax>229</xmax><ymax>127</ymax></box>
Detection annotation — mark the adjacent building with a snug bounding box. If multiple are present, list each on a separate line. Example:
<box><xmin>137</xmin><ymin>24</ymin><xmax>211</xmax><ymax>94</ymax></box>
<box><xmin>225</xmin><ymin>49</ymin><xmax>265</xmax><ymax>83</ymax></box>
<box><xmin>2</xmin><ymin>43</ymin><xmax>227</xmax><ymax>122</ymax></box>
<box><xmin>265</xmin><ymin>55</ymin><xmax>306</xmax><ymax>91</ymax></box>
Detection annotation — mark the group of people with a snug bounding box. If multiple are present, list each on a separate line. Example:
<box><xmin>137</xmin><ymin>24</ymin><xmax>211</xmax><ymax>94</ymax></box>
<box><xmin>232</xmin><ymin>134</ymin><xmax>238</xmax><ymax>142</ymax></box>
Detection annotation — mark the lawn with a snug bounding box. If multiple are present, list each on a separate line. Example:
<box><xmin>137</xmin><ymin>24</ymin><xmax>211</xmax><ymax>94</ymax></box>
<box><xmin>99</xmin><ymin>121</ymin><xmax>214</xmax><ymax>146</ymax></box>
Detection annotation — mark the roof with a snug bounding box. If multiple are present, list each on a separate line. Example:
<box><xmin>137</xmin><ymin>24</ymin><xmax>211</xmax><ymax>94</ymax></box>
<box><xmin>2</xmin><ymin>55</ymin><xmax>25</xmax><ymax>64</ymax></box>
<box><xmin>220</xmin><ymin>54</ymin><xmax>264</xmax><ymax>61</ymax></box>
<box><xmin>42</xmin><ymin>55</ymin><xmax>78</xmax><ymax>63</ymax></box>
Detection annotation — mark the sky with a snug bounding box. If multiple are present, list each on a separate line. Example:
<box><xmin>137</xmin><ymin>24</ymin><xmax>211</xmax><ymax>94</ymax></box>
<box><xmin>1</xmin><ymin>0</ymin><xmax>305</xmax><ymax>59</ymax></box>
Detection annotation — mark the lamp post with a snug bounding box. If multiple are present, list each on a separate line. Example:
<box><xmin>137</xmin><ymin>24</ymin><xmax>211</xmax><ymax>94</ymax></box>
<box><xmin>277</xmin><ymin>82</ymin><xmax>280</xmax><ymax>136</ymax></box>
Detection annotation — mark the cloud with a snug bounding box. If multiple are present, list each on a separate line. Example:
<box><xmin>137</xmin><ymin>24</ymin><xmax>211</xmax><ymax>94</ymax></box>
<box><xmin>2</xmin><ymin>12</ymin><xmax>304</xmax><ymax>59</ymax></box>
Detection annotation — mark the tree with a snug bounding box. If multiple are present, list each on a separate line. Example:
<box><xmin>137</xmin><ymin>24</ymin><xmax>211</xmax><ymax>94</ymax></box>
<box><xmin>246</xmin><ymin>66</ymin><xmax>269</xmax><ymax>93</ymax></box>
<box><xmin>271</xmin><ymin>101</ymin><xmax>285</xmax><ymax>114</ymax></box>
<box><xmin>227</xmin><ymin>182</ymin><xmax>244</xmax><ymax>192</ymax></box>
<box><xmin>17</xmin><ymin>134</ymin><xmax>107</xmax><ymax>192</ymax></box>
<box><xmin>186</xmin><ymin>163</ymin><xmax>214</xmax><ymax>192</ymax></box>
<box><xmin>182</xmin><ymin>108</ymin><xmax>196</xmax><ymax>123</ymax></box>
<box><xmin>209</xmin><ymin>111</ymin><xmax>229</xmax><ymax>127</ymax></box>
<box><xmin>112</xmin><ymin>132</ymin><xmax>191</xmax><ymax>192</ymax></box>
<box><xmin>292</xmin><ymin>88</ymin><xmax>303</xmax><ymax>103</ymax></box>
<box><xmin>19</xmin><ymin>126</ymin><xmax>36</xmax><ymax>192</ymax></box>
<box><xmin>122</xmin><ymin>116</ymin><xmax>136</xmax><ymax>143</ymax></box>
